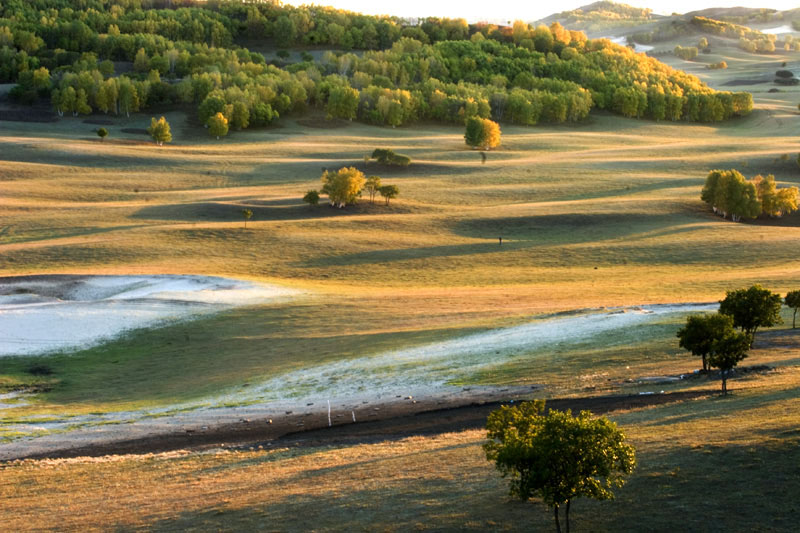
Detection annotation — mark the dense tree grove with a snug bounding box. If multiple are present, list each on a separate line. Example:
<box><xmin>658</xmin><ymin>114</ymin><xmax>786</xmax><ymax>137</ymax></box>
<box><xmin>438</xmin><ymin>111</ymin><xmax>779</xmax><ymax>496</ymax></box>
<box><xmin>2</xmin><ymin>0</ymin><xmax>753</xmax><ymax>136</ymax></box>
<box><xmin>702</xmin><ymin>169</ymin><xmax>798</xmax><ymax>221</ymax></box>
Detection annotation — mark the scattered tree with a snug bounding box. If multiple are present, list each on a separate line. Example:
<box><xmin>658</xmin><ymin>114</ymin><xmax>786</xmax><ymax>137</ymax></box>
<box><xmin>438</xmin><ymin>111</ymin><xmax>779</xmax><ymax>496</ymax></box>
<box><xmin>147</xmin><ymin>116</ymin><xmax>172</xmax><ymax>146</ymax></box>
<box><xmin>719</xmin><ymin>285</ymin><xmax>783</xmax><ymax>346</ymax></box>
<box><xmin>302</xmin><ymin>189</ymin><xmax>320</xmax><ymax>207</ymax></box>
<box><xmin>97</xmin><ymin>127</ymin><xmax>108</xmax><ymax>142</ymax></box>
<box><xmin>708</xmin><ymin>331</ymin><xmax>750</xmax><ymax>394</ymax></box>
<box><xmin>207</xmin><ymin>112</ymin><xmax>229</xmax><ymax>139</ymax></box>
<box><xmin>364</xmin><ymin>176</ymin><xmax>382</xmax><ymax>204</ymax></box>
<box><xmin>321</xmin><ymin>167</ymin><xmax>366</xmax><ymax>208</ymax></box>
<box><xmin>485</xmin><ymin>400</ymin><xmax>636</xmax><ymax>533</ymax></box>
<box><xmin>465</xmin><ymin>117</ymin><xmax>501</xmax><ymax>150</ymax></box>
<box><xmin>241</xmin><ymin>208</ymin><xmax>253</xmax><ymax>228</ymax></box>
<box><xmin>371</xmin><ymin>148</ymin><xmax>411</xmax><ymax>167</ymax></box>
<box><xmin>378</xmin><ymin>184</ymin><xmax>399</xmax><ymax>205</ymax></box>
<box><xmin>785</xmin><ymin>290</ymin><xmax>800</xmax><ymax>329</ymax></box>
<box><xmin>677</xmin><ymin>313</ymin><xmax>735</xmax><ymax>371</ymax></box>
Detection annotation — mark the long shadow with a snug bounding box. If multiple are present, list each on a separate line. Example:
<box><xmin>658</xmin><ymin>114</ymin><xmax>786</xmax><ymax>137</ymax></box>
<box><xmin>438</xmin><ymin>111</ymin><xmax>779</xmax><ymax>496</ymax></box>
<box><xmin>134</xmin><ymin>436</ymin><xmax>800</xmax><ymax>532</ymax></box>
<box><xmin>300</xmin><ymin>212</ymin><xmax>708</xmax><ymax>268</ymax></box>
<box><xmin>131</xmin><ymin>200</ymin><xmax>422</xmax><ymax>223</ymax></box>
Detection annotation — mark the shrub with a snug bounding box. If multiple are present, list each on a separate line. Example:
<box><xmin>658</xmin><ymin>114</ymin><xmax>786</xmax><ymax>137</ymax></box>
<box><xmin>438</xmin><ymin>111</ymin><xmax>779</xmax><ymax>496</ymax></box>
<box><xmin>371</xmin><ymin>148</ymin><xmax>411</xmax><ymax>167</ymax></box>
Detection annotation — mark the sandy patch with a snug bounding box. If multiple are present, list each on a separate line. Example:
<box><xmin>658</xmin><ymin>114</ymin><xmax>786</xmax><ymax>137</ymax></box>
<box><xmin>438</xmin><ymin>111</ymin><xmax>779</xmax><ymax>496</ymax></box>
<box><xmin>0</xmin><ymin>275</ymin><xmax>299</xmax><ymax>357</ymax></box>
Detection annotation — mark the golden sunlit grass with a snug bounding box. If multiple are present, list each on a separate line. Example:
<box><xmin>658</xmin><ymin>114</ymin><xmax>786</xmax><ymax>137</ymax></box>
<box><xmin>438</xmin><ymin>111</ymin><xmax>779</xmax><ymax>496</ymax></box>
<box><xmin>2</xmin><ymin>365</ymin><xmax>798</xmax><ymax>532</ymax></box>
<box><xmin>1</xmin><ymin>34</ymin><xmax>800</xmax><ymax>532</ymax></box>
<box><xmin>2</xmin><ymin>61</ymin><xmax>800</xmax><ymax>414</ymax></box>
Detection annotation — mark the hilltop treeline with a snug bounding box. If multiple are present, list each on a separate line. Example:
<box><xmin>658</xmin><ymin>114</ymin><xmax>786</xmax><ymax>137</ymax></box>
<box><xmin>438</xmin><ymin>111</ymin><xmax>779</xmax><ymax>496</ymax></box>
<box><xmin>543</xmin><ymin>1</ymin><xmax>654</xmax><ymax>31</ymax></box>
<box><xmin>632</xmin><ymin>15</ymin><xmax>800</xmax><ymax>52</ymax></box>
<box><xmin>1</xmin><ymin>0</ymin><xmax>753</xmax><ymax>133</ymax></box>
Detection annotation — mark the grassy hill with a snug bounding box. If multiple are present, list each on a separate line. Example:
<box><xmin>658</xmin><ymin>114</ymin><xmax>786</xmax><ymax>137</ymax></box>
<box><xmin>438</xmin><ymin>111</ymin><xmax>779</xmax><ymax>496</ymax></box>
<box><xmin>1</xmin><ymin>2</ymin><xmax>800</xmax><ymax>531</ymax></box>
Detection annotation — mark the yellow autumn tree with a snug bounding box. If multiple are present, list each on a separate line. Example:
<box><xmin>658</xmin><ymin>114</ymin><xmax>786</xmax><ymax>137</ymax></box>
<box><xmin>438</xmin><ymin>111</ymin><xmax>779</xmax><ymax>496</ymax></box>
<box><xmin>321</xmin><ymin>167</ymin><xmax>366</xmax><ymax>208</ymax></box>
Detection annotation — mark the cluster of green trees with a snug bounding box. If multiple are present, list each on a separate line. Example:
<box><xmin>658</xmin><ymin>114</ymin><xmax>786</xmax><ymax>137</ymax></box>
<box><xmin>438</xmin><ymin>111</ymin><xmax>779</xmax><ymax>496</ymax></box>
<box><xmin>678</xmin><ymin>285</ymin><xmax>787</xmax><ymax>393</ymax></box>
<box><xmin>2</xmin><ymin>0</ymin><xmax>754</xmax><ymax>135</ymax></box>
<box><xmin>311</xmin><ymin>167</ymin><xmax>399</xmax><ymax>208</ymax></box>
<box><xmin>673</xmin><ymin>45</ymin><xmax>698</xmax><ymax>60</ymax></box>
<box><xmin>701</xmin><ymin>169</ymin><xmax>799</xmax><ymax>222</ymax></box>
<box><xmin>633</xmin><ymin>15</ymin><xmax>800</xmax><ymax>52</ymax></box>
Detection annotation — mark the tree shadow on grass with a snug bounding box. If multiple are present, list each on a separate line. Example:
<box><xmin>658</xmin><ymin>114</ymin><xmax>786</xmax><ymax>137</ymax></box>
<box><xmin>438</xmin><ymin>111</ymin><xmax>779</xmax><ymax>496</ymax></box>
<box><xmin>131</xmin><ymin>200</ymin><xmax>422</xmax><ymax>223</ymax></box>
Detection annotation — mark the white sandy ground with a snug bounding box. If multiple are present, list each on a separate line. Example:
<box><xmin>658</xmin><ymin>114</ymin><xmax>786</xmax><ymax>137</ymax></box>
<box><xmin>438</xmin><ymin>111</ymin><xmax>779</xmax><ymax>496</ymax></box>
<box><xmin>0</xmin><ymin>291</ymin><xmax>716</xmax><ymax>459</ymax></box>
<box><xmin>761</xmin><ymin>25</ymin><xmax>795</xmax><ymax>35</ymax></box>
<box><xmin>608</xmin><ymin>36</ymin><xmax>654</xmax><ymax>53</ymax></box>
<box><xmin>0</xmin><ymin>275</ymin><xmax>299</xmax><ymax>357</ymax></box>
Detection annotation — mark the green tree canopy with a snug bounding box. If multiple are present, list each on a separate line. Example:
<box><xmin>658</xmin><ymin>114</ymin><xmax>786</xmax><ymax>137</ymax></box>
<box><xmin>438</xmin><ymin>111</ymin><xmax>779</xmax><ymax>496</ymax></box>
<box><xmin>677</xmin><ymin>313</ymin><xmax>735</xmax><ymax>371</ymax></box>
<box><xmin>364</xmin><ymin>176</ymin><xmax>381</xmax><ymax>203</ymax></box>
<box><xmin>302</xmin><ymin>190</ymin><xmax>320</xmax><ymax>207</ymax></box>
<box><xmin>464</xmin><ymin>117</ymin><xmax>501</xmax><ymax>150</ymax></box>
<box><xmin>753</xmin><ymin>174</ymin><xmax>799</xmax><ymax>218</ymax></box>
<box><xmin>485</xmin><ymin>400</ymin><xmax>635</xmax><ymax>533</ymax></box>
<box><xmin>708</xmin><ymin>331</ymin><xmax>750</xmax><ymax>394</ymax></box>
<box><xmin>378</xmin><ymin>184</ymin><xmax>399</xmax><ymax>205</ymax></box>
<box><xmin>785</xmin><ymin>290</ymin><xmax>800</xmax><ymax>329</ymax></box>
<box><xmin>147</xmin><ymin>116</ymin><xmax>171</xmax><ymax>146</ymax></box>
<box><xmin>96</xmin><ymin>127</ymin><xmax>108</xmax><ymax>141</ymax></box>
<box><xmin>719</xmin><ymin>285</ymin><xmax>782</xmax><ymax>345</ymax></box>
<box><xmin>321</xmin><ymin>167</ymin><xmax>366</xmax><ymax>208</ymax></box>
<box><xmin>701</xmin><ymin>169</ymin><xmax>761</xmax><ymax>221</ymax></box>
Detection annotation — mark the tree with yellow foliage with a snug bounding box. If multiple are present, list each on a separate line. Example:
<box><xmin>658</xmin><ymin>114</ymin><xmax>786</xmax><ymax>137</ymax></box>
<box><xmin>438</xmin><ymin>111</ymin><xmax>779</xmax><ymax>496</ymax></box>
<box><xmin>321</xmin><ymin>167</ymin><xmax>366</xmax><ymax>208</ymax></box>
<box><xmin>465</xmin><ymin>117</ymin><xmax>501</xmax><ymax>150</ymax></box>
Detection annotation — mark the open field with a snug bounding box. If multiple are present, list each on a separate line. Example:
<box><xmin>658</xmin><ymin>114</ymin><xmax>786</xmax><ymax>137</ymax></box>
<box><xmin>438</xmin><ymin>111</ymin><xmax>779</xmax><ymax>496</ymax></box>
<box><xmin>1</xmin><ymin>27</ymin><xmax>800</xmax><ymax>530</ymax></box>
<box><xmin>2</xmin><ymin>358</ymin><xmax>799</xmax><ymax>532</ymax></box>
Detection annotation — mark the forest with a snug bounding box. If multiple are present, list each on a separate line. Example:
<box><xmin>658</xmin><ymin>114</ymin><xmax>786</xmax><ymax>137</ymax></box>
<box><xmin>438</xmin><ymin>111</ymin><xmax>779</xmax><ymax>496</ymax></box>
<box><xmin>1</xmin><ymin>0</ymin><xmax>753</xmax><ymax>134</ymax></box>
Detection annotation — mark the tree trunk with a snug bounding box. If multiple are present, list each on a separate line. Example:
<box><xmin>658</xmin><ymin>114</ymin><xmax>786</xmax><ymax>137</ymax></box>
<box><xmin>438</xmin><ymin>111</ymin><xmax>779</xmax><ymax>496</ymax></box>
<box><xmin>553</xmin><ymin>505</ymin><xmax>562</xmax><ymax>533</ymax></box>
<box><xmin>721</xmin><ymin>371</ymin><xmax>727</xmax><ymax>395</ymax></box>
<box><xmin>565</xmin><ymin>500</ymin><xmax>571</xmax><ymax>533</ymax></box>
<box><xmin>793</xmin><ymin>309</ymin><xmax>796</xmax><ymax>329</ymax></box>
<box><xmin>702</xmin><ymin>354</ymin><xmax>708</xmax><ymax>372</ymax></box>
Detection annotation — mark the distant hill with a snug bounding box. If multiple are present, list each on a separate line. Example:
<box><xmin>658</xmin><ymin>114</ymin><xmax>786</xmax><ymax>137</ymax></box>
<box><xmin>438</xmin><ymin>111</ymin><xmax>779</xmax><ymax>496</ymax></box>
<box><xmin>539</xmin><ymin>1</ymin><xmax>660</xmax><ymax>31</ymax></box>
<box><xmin>684</xmin><ymin>7</ymin><xmax>777</xmax><ymax>23</ymax></box>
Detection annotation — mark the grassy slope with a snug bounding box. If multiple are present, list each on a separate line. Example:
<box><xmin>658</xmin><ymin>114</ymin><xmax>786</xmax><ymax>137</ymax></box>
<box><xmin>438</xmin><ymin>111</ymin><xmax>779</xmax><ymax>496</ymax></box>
<box><xmin>1</xmin><ymin>41</ymin><xmax>800</xmax><ymax>412</ymax></box>
<box><xmin>1</xmin><ymin>26</ymin><xmax>800</xmax><ymax>532</ymax></box>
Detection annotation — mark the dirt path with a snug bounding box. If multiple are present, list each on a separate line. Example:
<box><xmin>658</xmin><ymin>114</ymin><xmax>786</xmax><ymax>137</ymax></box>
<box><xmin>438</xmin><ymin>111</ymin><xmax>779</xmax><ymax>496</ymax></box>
<box><xmin>3</xmin><ymin>388</ymin><xmax>715</xmax><ymax>461</ymax></box>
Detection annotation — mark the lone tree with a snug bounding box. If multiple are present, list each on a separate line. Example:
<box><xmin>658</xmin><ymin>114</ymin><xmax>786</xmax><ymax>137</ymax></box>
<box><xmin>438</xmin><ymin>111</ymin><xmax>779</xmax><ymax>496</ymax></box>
<box><xmin>321</xmin><ymin>167</ymin><xmax>366</xmax><ymax>208</ymax></box>
<box><xmin>302</xmin><ymin>189</ymin><xmax>320</xmax><ymax>207</ymax></box>
<box><xmin>208</xmin><ymin>112</ymin><xmax>229</xmax><ymax>139</ymax></box>
<box><xmin>708</xmin><ymin>331</ymin><xmax>750</xmax><ymax>394</ymax></box>
<box><xmin>719</xmin><ymin>285</ymin><xmax>782</xmax><ymax>346</ymax></box>
<box><xmin>147</xmin><ymin>116</ymin><xmax>172</xmax><ymax>146</ymax></box>
<box><xmin>364</xmin><ymin>176</ymin><xmax>381</xmax><ymax>204</ymax></box>
<box><xmin>785</xmin><ymin>290</ymin><xmax>800</xmax><ymax>329</ymax></box>
<box><xmin>379</xmin><ymin>184</ymin><xmax>399</xmax><ymax>206</ymax></box>
<box><xmin>241</xmin><ymin>208</ymin><xmax>252</xmax><ymax>228</ymax></box>
<box><xmin>485</xmin><ymin>400</ymin><xmax>636</xmax><ymax>533</ymax></box>
<box><xmin>465</xmin><ymin>117</ymin><xmax>501</xmax><ymax>150</ymax></box>
<box><xmin>677</xmin><ymin>313</ymin><xmax>735</xmax><ymax>372</ymax></box>
<box><xmin>97</xmin><ymin>127</ymin><xmax>108</xmax><ymax>142</ymax></box>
